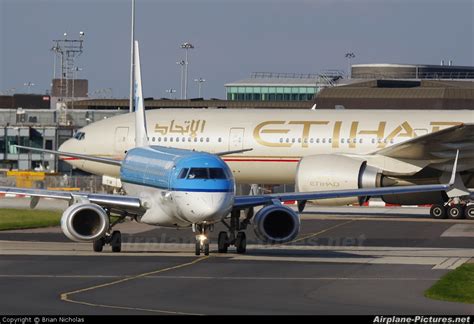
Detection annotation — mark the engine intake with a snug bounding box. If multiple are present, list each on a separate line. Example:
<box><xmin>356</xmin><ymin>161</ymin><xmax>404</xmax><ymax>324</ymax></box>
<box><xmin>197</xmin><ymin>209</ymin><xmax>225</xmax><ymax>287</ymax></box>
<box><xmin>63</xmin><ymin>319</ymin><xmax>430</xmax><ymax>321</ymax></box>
<box><xmin>61</xmin><ymin>203</ymin><xmax>109</xmax><ymax>242</ymax></box>
<box><xmin>253</xmin><ymin>205</ymin><xmax>300</xmax><ymax>244</ymax></box>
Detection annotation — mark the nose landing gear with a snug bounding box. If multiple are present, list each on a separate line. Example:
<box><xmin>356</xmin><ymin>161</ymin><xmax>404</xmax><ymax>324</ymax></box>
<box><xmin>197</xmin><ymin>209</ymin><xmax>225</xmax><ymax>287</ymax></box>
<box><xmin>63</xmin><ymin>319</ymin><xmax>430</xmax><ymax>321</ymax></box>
<box><xmin>193</xmin><ymin>224</ymin><xmax>212</xmax><ymax>256</ymax></box>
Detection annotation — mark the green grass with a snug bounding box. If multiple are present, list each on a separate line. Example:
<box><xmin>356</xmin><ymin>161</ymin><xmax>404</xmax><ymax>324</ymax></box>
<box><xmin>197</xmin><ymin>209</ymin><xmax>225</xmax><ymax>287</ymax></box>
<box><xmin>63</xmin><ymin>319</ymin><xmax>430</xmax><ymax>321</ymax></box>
<box><xmin>425</xmin><ymin>263</ymin><xmax>474</xmax><ymax>304</ymax></box>
<box><xmin>0</xmin><ymin>209</ymin><xmax>61</xmax><ymax>230</ymax></box>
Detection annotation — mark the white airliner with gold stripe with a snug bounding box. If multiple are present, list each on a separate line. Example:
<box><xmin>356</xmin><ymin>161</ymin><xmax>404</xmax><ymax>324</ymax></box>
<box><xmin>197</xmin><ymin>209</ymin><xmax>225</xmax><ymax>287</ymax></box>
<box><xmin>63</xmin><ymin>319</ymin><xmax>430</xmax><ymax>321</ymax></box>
<box><xmin>59</xmin><ymin>108</ymin><xmax>474</xmax><ymax>219</ymax></box>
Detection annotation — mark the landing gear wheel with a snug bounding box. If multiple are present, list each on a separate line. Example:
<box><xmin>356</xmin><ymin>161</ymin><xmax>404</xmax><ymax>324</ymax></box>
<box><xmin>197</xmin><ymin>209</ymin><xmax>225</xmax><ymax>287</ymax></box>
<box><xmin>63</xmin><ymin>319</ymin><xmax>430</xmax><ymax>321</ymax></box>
<box><xmin>465</xmin><ymin>205</ymin><xmax>474</xmax><ymax>220</ymax></box>
<box><xmin>93</xmin><ymin>238</ymin><xmax>105</xmax><ymax>252</ymax></box>
<box><xmin>430</xmin><ymin>204</ymin><xmax>447</xmax><ymax>219</ymax></box>
<box><xmin>218</xmin><ymin>231</ymin><xmax>229</xmax><ymax>253</ymax></box>
<box><xmin>111</xmin><ymin>230</ymin><xmax>122</xmax><ymax>252</ymax></box>
<box><xmin>195</xmin><ymin>241</ymin><xmax>201</xmax><ymax>256</ymax></box>
<box><xmin>235</xmin><ymin>232</ymin><xmax>247</xmax><ymax>254</ymax></box>
<box><xmin>447</xmin><ymin>205</ymin><xmax>465</xmax><ymax>220</ymax></box>
<box><xmin>204</xmin><ymin>242</ymin><xmax>210</xmax><ymax>256</ymax></box>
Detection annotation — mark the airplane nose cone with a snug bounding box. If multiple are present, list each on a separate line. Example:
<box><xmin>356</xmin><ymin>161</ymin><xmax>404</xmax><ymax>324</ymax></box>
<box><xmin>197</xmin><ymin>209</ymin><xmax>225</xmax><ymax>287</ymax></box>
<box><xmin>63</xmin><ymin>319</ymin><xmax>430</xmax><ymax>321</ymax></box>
<box><xmin>59</xmin><ymin>138</ymin><xmax>78</xmax><ymax>153</ymax></box>
<box><xmin>179</xmin><ymin>192</ymin><xmax>233</xmax><ymax>223</ymax></box>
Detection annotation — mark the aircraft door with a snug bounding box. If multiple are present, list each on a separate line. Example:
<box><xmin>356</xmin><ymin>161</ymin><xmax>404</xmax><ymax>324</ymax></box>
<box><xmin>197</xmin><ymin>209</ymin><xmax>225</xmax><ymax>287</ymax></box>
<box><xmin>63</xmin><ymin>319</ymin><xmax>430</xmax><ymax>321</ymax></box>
<box><xmin>114</xmin><ymin>127</ymin><xmax>129</xmax><ymax>154</ymax></box>
<box><xmin>229</xmin><ymin>128</ymin><xmax>245</xmax><ymax>150</ymax></box>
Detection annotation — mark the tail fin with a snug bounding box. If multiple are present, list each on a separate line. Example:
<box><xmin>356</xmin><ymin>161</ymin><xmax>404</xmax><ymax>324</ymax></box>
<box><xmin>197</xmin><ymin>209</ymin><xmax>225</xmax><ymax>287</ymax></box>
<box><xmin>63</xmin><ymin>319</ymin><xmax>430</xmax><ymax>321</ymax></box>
<box><xmin>134</xmin><ymin>40</ymin><xmax>149</xmax><ymax>147</ymax></box>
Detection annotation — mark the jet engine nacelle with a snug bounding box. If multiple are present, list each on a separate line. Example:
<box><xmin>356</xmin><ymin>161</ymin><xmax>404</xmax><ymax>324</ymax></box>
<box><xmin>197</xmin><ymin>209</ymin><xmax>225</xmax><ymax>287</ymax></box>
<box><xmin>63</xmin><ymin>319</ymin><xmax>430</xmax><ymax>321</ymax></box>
<box><xmin>253</xmin><ymin>204</ymin><xmax>300</xmax><ymax>244</ymax></box>
<box><xmin>296</xmin><ymin>154</ymin><xmax>382</xmax><ymax>206</ymax></box>
<box><xmin>61</xmin><ymin>203</ymin><xmax>109</xmax><ymax>242</ymax></box>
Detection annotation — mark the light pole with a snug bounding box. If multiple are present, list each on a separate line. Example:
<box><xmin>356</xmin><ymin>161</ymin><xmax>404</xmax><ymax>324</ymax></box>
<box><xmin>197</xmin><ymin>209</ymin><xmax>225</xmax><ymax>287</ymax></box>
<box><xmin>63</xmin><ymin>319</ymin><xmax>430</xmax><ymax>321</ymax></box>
<box><xmin>24</xmin><ymin>82</ymin><xmax>35</xmax><ymax>94</ymax></box>
<box><xmin>176</xmin><ymin>60</ymin><xmax>185</xmax><ymax>99</ymax></box>
<box><xmin>194</xmin><ymin>78</ymin><xmax>206</xmax><ymax>98</ymax></box>
<box><xmin>345</xmin><ymin>52</ymin><xmax>355</xmax><ymax>79</ymax></box>
<box><xmin>165</xmin><ymin>88</ymin><xmax>177</xmax><ymax>99</ymax></box>
<box><xmin>180</xmin><ymin>42</ymin><xmax>194</xmax><ymax>99</ymax></box>
<box><xmin>72</xmin><ymin>67</ymin><xmax>82</xmax><ymax>109</ymax></box>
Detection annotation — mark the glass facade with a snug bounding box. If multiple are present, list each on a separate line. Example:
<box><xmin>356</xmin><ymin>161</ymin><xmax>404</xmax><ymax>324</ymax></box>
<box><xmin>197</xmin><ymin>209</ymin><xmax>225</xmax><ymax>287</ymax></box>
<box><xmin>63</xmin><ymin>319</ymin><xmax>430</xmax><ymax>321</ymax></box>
<box><xmin>226</xmin><ymin>86</ymin><xmax>318</xmax><ymax>101</ymax></box>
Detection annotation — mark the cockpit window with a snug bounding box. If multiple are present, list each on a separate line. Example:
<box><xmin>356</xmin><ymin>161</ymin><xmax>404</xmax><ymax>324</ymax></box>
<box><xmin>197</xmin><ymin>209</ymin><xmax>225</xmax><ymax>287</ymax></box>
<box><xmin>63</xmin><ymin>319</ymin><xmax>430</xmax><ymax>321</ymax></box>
<box><xmin>73</xmin><ymin>132</ymin><xmax>85</xmax><ymax>140</ymax></box>
<box><xmin>178</xmin><ymin>168</ymin><xmax>189</xmax><ymax>179</ymax></box>
<box><xmin>188</xmin><ymin>168</ymin><xmax>208</xmax><ymax>179</ymax></box>
<box><xmin>187</xmin><ymin>168</ymin><xmax>228</xmax><ymax>180</ymax></box>
<box><xmin>209</xmin><ymin>168</ymin><xmax>227</xmax><ymax>179</ymax></box>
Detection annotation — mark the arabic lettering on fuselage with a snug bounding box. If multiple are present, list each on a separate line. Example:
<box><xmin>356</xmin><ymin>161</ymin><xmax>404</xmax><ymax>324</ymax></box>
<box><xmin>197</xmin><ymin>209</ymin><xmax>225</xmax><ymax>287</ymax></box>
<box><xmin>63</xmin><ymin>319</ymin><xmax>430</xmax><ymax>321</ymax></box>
<box><xmin>154</xmin><ymin>120</ymin><xmax>206</xmax><ymax>137</ymax></box>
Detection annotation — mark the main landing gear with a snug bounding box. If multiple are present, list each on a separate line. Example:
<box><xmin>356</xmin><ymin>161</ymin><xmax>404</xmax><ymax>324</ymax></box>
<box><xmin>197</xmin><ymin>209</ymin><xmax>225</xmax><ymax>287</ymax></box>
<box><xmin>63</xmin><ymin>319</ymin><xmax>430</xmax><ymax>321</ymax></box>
<box><xmin>430</xmin><ymin>199</ymin><xmax>474</xmax><ymax>220</ymax></box>
<box><xmin>93</xmin><ymin>230</ymin><xmax>122</xmax><ymax>252</ymax></box>
<box><xmin>92</xmin><ymin>212</ymin><xmax>126</xmax><ymax>252</ymax></box>
<box><xmin>218</xmin><ymin>209</ymin><xmax>252</xmax><ymax>254</ymax></box>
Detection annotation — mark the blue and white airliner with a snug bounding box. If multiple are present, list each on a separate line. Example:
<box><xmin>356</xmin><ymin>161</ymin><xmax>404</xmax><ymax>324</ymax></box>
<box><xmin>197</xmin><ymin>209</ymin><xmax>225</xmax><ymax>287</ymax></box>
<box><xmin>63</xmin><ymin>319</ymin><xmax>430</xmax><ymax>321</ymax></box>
<box><xmin>1</xmin><ymin>41</ymin><xmax>458</xmax><ymax>255</ymax></box>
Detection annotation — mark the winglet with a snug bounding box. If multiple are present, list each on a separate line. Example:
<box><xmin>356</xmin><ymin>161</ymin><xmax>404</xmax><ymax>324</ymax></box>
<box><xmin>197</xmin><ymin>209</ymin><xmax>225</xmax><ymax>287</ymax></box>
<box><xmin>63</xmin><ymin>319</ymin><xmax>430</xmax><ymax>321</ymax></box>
<box><xmin>448</xmin><ymin>150</ymin><xmax>459</xmax><ymax>186</ymax></box>
<box><xmin>134</xmin><ymin>40</ymin><xmax>149</xmax><ymax>147</ymax></box>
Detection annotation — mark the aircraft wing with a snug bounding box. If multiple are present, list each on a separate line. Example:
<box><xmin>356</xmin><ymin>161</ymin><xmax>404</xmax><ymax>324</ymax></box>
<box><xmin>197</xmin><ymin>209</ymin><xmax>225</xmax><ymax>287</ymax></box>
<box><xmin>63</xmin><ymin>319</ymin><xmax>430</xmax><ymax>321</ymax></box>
<box><xmin>233</xmin><ymin>182</ymin><xmax>453</xmax><ymax>209</ymax></box>
<box><xmin>0</xmin><ymin>187</ymin><xmax>145</xmax><ymax>215</ymax></box>
<box><xmin>234</xmin><ymin>151</ymin><xmax>458</xmax><ymax>209</ymax></box>
<box><xmin>373</xmin><ymin>123</ymin><xmax>474</xmax><ymax>170</ymax></box>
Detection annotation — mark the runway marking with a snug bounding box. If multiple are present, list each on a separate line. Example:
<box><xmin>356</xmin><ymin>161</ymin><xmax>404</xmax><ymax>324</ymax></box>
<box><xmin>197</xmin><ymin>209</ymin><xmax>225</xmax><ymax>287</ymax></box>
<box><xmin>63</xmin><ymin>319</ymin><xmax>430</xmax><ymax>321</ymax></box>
<box><xmin>289</xmin><ymin>220</ymin><xmax>355</xmax><ymax>244</ymax></box>
<box><xmin>144</xmin><ymin>275</ymin><xmax>438</xmax><ymax>281</ymax></box>
<box><xmin>0</xmin><ymin>274</ymin><xmax>438</xmax><ymax>281</ymax></box>
<box><xmin>432</xmin><ymin>257</ymin><xmax>471</xmax><ymax>270</ymax></box>
<box><xmin>60</xmin><ymin>256</ymin><xmax>210</xmax><ymax>315</ymax></box>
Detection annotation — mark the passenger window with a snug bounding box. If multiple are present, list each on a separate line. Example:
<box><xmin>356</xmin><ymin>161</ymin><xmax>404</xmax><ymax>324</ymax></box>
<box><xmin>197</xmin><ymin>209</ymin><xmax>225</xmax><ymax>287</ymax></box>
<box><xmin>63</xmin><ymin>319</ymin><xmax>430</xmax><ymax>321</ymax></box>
<box><xmin>218</xmin><ymin>138</ymin><xmax>222</xmax><ymax>143</ymax></box>
<box><xmin>178</xmin><ymin>168</ymin><xmax>189</xmax><ymax>179</ymax></box>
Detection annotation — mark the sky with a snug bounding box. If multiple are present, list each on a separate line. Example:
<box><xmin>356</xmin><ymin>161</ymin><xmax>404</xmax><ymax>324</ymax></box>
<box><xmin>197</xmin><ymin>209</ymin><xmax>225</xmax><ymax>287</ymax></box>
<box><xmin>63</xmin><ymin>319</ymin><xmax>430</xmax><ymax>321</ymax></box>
<box><xmin>0</xmin><ymin>0</ymin><xmax>473</xmax><ymax>99</ymax></box>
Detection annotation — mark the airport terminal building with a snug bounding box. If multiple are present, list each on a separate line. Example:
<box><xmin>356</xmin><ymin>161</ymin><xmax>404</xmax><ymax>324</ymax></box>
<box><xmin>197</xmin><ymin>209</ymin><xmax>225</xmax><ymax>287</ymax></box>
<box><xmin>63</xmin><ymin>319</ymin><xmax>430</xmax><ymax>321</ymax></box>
<box><xmin>0</xmin><ymin>62</ymin><xmax>473</xmax><ymax>171</ymax></box>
